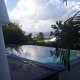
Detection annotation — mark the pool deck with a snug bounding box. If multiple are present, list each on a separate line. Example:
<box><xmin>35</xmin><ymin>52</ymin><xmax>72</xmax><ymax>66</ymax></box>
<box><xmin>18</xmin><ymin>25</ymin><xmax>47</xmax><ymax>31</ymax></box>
<box><xmin>7</xmin><ymin>53</ymin><xmax>80</xmax><ymax>80</ymax></box>
<box><xmin>7</xmin><ymin>55</ymin><xmax>58</xmax><ymax>80</ymax></box>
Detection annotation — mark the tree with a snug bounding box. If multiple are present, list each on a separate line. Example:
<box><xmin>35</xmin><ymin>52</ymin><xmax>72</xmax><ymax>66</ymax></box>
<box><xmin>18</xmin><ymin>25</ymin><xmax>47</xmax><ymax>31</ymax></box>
<box><xmin>2</xmin><ymin>22</ymin><xmax>25</xmax><ymax>45</ymax></box>
<box><xmin>51</xmin><ymin>11</ymin><xmax>80</xmax><ymax>69</ymax></box>
<box><xmin>34</xmin><ymin>32</ymin><xmax>44</xmax><ymax>41</ymax></box>
<box><xmin>24</xmin><ymin>33</ymin><xmax>34</xmax><ymax>44</ymax></box>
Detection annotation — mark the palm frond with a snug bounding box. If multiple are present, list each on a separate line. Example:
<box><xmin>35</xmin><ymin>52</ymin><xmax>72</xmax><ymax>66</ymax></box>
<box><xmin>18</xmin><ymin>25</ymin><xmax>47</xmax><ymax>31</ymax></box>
<box><xmin>64</xmin><ymin>0</ymin><xmax>67</xmax><ymax>6</ymax></box>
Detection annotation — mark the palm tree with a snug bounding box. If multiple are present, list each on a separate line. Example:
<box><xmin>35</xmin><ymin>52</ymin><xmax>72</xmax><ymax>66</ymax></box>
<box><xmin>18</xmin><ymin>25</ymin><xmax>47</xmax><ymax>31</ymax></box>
<box><xmin>51</xmin><ymin>11</ymin><xmax>80</xmax><ymax>70</ymax></box>
<box><xmin>63</xmin><ymin>0</ymin><xmax>67</xmax><ymax>6</ymax></box>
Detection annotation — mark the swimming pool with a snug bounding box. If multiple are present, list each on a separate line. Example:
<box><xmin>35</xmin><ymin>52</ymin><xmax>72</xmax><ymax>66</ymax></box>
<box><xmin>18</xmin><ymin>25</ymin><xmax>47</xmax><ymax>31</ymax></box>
<box><xmin>6</xmin><ymin>45</ymin><xmax>80</xmax><ymax>69</ymax></box>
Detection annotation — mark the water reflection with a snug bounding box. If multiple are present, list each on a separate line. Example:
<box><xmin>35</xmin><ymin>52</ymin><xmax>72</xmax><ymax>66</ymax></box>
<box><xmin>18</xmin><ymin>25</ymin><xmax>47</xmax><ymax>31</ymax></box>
<box><xmin>6</xmin><ymin>45</ymin><xmax>56</xmax><ymax>62</ymax></box>
<box><xmin>6</xmin><ymin>45</ymin><xmax>80</xmax><ymax>64</ymax></box>
<box><xmin>6</xmin><ymin>45</ymin><xmax>23</xmax><ymax>56</ymax></box>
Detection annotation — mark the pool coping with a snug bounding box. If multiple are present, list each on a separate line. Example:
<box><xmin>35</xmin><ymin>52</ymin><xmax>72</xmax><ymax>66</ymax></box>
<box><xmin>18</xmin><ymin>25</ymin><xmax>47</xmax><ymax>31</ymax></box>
<box><xmin>7</xmin><ymin>55</ymin><xmax>59</xmax><ymax>80</ymax></box>
<box><xmin>7</xmin><ymin>54</ymin><xmax>80</xmax><ymax>79</ymax></box>
<box><xmin>43</xmin><ymin>56</ymin><xmax>80</xmax><ymax>72</ymax></box>
<box><xmin>7</xmin><ymin>54</ymin><xmax>80</xmax><ymax>70</ymax></box>
<box><xmin>58</xmin><ymin>57</ymin><xmax>80</xmax><ymax>72</ymax></box>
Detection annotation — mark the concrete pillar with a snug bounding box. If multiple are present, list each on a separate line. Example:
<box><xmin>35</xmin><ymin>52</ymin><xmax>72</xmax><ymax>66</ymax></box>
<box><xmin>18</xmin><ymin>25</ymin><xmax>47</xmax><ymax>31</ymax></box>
<box><xmin>0</xmin><ymin>26</ymin><xmax>11</xmax><ymax>80</ymax></box>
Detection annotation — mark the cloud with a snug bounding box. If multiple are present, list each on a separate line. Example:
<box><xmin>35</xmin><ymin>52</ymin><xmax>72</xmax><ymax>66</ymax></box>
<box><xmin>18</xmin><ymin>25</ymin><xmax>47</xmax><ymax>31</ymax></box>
<box><xmin>8</xmin><ymin>0</ymin><xmax>80</xmax><ymax>32</ymax></box>
<box><xmin>19</xmin><ymin>19</ymin><xmax>54</xmax><ymax>32</ymax></box>
<box><xmin>4</xmin><ymin>0</ymin><xmax>7</xmax><ymax>4</ymax></box>
<box><xmin>10</xmin><ymin>0</ymin><xmax>64</xmax><ymax>20</ymax></box>
<box><xmin>62</xmin><ymin>1</ymin><xmax>80</xmax><ymax>21</ymax></box>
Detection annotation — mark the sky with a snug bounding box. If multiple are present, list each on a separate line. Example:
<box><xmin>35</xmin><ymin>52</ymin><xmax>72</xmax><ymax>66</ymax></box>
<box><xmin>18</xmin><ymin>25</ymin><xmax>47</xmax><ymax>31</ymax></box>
<box><xmin>4</xmin><ymin>0</ymin><xmax>80</xmax><ymax>32</ymax></box>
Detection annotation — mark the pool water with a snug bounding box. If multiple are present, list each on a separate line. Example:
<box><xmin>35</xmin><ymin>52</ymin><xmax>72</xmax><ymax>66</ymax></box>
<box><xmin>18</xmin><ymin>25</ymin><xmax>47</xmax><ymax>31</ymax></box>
<box><xmin>6</xmin><ymin>45</ymin><xmax>80</xmax><ymax>68</ymax></box>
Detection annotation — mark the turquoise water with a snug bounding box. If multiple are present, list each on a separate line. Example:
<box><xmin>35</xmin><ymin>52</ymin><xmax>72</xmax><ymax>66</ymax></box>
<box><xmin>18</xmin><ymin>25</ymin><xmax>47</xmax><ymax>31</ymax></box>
<box><xmin>6</xmin><ymin>45</ymin><xmax>80</xmax><ymax>65</ymax></box>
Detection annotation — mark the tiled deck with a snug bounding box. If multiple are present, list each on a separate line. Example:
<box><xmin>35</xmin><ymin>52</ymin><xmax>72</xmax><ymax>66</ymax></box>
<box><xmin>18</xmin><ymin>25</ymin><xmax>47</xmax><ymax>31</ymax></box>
<box><xmin>7</xmin><ymin>55</ymin><xmax>58</xmax><ymax>80</ymax></box>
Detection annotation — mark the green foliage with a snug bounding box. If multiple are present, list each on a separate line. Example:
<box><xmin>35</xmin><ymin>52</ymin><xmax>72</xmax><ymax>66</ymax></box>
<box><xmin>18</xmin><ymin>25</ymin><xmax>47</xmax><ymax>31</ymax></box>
<box><xmin>51</xmin><ymin>11</ymin><xmax>80</xmax><ymax>70</ymax></box>
<box><xmin>34</xmin><ymin>32</ymin><xmax>44</xmax><ymax>41</ymax></box>
<box><xmin>52</xmin><ymin>17</ymin><xmax>80</xmax><ymax>50</ymax></box>
<box><xmin>2</xmin><ymin>22</ymin><xmax>25</xmax><ymax>45</ymax></box>
<box><xmin>24</xmin><ymin>33</ymin><xmax>34</xmax><ymax>44</ymax></box>
<box><xmin>34</xmin><ymin>41</ymin><xmax>56</xmax><ymax>47</ymax></box>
